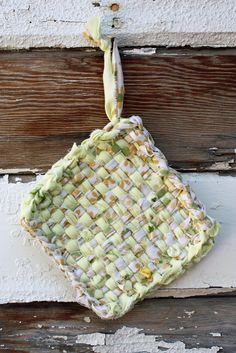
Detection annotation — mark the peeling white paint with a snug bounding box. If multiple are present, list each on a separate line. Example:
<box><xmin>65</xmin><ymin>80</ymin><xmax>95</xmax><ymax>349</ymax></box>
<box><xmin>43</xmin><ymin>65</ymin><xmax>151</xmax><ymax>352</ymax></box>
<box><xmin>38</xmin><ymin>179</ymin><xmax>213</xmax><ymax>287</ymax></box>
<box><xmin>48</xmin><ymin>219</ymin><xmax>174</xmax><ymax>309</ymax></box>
<box><xmin>52</xmin><ymin>335</ymin><xmax>68</xmax><ymax>341</ymax></box>
<box><xmin>0</xmin><ymin>173</ymin><xmax>235</xmax><ymax>303</ymax></box>
<box><xmin>76</xmin><ymin>326</ymin><xmax>221</xmax><ymax>353</ymax></box>
<box><xmin>0</xmin><ymin>0</ymin><xmax>236</xmax><ymax>48</ymax></box>
<box><xmin>184</xmin><ymin>310</ymin><xmax>195</xmax><ymax>318</ymax></box>
<box><xmin>0</xmin><ymin>168</ymin><xmax>40</xmax><ymax>175</ymax></box>
<box><xmin>208</xmin><ymin>160</ymin><xmax>234</xmax><ymax>171</ymax></box>
<box><xmin>123</xmin><ymin>48</ymin><xmax>157</xmax><ymax>56</ymax></box>
<box><xmin>76</xmin><ymin>332</ymin><xmax>105</xmax><ymax>345</ymax></box>
<box><xmin>210</xmin><ymin>333</ymin><xmax>222</xmax><ymax>337</ymax></box>
<box><xmin>84</xmin><ymin>316</ymin><xmax>91</xmax><ymax>323</ymax></box>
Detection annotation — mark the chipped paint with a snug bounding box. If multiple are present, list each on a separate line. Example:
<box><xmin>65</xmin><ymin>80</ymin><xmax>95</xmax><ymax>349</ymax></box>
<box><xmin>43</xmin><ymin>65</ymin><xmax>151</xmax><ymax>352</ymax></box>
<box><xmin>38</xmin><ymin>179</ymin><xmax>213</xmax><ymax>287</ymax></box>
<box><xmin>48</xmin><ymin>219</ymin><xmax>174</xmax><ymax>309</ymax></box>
<box><xmin>0</xmin><ymin>0</ymin><xmax>236</xmax><ymax>49</ymax></box>
<box><xmin>208</xmin><ymin>160</ymin><xmax>234</xmax><ymax>171</ymax></box>
<box><xmin>76</xmin><ymin>332</ymin><xmax>105</xmax><ymax>345</ymax></box>
<box><xmin>123</xmin><ymin>48</ymin><xmax>156</xmax><ymax>55</ymax></box>
<box><xmin>184</xmin><ymin>310</ymin><xmax>195</xmax><ymax>318</ymax></box>
<box><xmin>210</xmin><ymin>333</ymin><xmax>222</xmax><ymax>337</ymax></box>
<box><xmin>84</xmin><ymin>316</ymin><xmax>91</xmax><ymax>323</ymax></box>
<box><xmin>52</xmin><ymin>335</ymin><xmax>68</xmax><ymax>340</ymax></box>
<box><xmin>76</xmin><ymin>326</ymin><xmax>221</xmax><ymax>353</ymax></box>
<box><xmin>0</xmin><ymin>173</ymin><xmax>236</xmax><ymax>303</ymax></box>
<box><xmin>0</xmin><ymin>168</ymin><xmax>40</xmax><ymax>175</ymax></box>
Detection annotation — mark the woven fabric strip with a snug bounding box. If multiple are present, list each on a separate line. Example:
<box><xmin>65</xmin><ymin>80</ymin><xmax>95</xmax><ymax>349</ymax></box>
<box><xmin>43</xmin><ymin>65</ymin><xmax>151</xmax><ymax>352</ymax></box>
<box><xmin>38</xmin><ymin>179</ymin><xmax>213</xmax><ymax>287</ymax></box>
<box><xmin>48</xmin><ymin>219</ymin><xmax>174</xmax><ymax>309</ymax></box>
<box><xmin>20</xmin><ymin>18</ymin><xmax>220</xmax><ymax>319</ymax></box>
<box><xmin>83</xmin><ymin>17</ymin><xmax>124</xmax><ymax>122</ymax></box>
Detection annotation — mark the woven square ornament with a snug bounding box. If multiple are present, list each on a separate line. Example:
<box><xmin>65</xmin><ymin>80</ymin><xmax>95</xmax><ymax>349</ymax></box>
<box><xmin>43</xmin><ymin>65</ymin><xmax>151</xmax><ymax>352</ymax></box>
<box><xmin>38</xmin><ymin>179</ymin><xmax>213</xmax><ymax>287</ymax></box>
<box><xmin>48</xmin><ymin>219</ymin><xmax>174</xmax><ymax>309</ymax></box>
<box><xmin>21</xmin><ymin>17</ymin><xmax>220</xmax><ymax>319</ymax></box>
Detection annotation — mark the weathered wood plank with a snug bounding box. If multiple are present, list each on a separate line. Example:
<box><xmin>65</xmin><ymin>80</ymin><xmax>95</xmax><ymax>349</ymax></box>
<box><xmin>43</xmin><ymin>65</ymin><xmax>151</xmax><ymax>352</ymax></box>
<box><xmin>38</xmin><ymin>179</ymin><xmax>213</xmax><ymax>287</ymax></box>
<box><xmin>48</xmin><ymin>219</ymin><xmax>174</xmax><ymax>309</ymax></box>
<box><xmin>0</xmin><ymin>297</ymin><xmax>235</xmax><ymax>352</ymax></box>
<box><xmin>0</xmin><ymin>48</ymin><xmax>236</xmax><ymax>172</ymax></box>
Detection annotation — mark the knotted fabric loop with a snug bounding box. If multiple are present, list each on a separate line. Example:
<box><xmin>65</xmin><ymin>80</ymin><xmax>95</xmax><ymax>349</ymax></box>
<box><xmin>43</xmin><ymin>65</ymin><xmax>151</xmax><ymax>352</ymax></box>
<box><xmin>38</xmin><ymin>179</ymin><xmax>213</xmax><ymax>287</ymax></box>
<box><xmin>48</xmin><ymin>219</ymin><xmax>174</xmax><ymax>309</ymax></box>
<box><xmin>83</xmin><ymin>17</ymin><xmax>124</xmax><ymax>122</ymax></box>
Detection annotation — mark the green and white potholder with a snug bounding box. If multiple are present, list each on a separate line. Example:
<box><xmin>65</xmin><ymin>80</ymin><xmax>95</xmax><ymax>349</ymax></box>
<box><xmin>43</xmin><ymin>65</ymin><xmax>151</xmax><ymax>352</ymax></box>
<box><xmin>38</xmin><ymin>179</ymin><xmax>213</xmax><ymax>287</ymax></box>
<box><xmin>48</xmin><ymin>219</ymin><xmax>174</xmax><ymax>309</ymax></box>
<box><xmin>21</xmin><ymin>17</ymin><xmax>220</xmax><ymax>319</ymax></box>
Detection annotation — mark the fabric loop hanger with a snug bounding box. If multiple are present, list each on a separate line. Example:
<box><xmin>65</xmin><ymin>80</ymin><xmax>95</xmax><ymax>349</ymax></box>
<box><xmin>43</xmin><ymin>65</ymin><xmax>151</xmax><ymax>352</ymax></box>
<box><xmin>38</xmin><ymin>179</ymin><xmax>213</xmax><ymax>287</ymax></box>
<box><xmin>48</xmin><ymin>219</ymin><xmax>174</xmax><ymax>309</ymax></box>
<box><xmin>83</xmin><ymin>17</ymin><xmax>124</xmax><ymax>123</ymax></box>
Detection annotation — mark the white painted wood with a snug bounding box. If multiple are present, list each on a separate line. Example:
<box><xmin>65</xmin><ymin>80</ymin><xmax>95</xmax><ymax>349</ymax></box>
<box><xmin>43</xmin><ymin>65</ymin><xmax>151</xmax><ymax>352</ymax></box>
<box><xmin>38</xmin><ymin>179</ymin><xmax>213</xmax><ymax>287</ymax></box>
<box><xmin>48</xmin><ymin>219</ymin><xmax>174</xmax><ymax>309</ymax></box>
<box><xmin>76</xmin><ymin>326</ymin><xmax>221</xmax><ymax>352</ymax></box>
<box><xmin>0</xmin><ymin>173</ymin><xmax>234</xmax><ymax>303</ymax></box>
<box><xmin>0</xmin><ymin>0</ymin><xmax>235</xmax><ymax>49</ymax></box>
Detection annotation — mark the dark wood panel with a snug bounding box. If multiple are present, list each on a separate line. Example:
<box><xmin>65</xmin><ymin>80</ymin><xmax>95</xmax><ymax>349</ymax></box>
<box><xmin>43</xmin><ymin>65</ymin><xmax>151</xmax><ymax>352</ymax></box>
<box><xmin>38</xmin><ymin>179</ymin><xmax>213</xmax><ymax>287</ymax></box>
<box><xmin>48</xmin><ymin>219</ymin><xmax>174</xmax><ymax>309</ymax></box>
<box><xmin>0</xmin><ymin>48</ymin><xmax>236</xmax><ymax>172</ymax></box>
<box><xmin>0</xmin><ymin>297</ymin><xmax>235</xmax><ymax>352</ymax></box>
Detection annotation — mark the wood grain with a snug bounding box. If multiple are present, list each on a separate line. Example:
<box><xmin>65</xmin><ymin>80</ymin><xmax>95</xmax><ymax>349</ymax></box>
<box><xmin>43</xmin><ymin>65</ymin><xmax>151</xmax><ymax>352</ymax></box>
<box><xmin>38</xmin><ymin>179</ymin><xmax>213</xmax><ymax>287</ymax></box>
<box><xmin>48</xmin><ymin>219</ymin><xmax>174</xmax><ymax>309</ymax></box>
<box><xmin>0</xmin><ymin>297</ymin><xmax>235</xmax><ymax>352</ymax></box>
<box><xmin>0</xmin><ymin>48</ymin><xmax>236</xmax><ymax>172</ymax></box>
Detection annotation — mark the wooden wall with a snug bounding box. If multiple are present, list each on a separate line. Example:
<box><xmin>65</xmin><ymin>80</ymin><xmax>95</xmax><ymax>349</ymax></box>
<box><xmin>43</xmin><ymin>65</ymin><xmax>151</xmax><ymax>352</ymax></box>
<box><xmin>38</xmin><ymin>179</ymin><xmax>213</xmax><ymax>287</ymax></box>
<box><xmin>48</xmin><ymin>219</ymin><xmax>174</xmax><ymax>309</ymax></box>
<box><xmin>0</xmin><ymin>48</ymin><xmax>236</xmax><ymax>352</ymax></box>
<box><xmin>0</xmin><ymin>48</ymin><xmax>236</xmax><ymax>173</ymax></box>
<box><xmin>0</xmin><ymin>298</ymin><xmax>235</xmax><ymax>352</ymax></box>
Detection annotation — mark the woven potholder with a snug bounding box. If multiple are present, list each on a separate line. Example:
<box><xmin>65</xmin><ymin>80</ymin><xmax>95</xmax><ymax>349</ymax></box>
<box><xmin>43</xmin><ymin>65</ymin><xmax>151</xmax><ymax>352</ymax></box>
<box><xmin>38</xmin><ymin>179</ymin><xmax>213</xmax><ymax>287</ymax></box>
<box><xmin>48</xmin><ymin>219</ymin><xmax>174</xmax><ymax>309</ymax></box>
<box><xmin>20</xmin><ymin>17</ymin><xmax>220</xmax><ymax>319</ymax></box>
